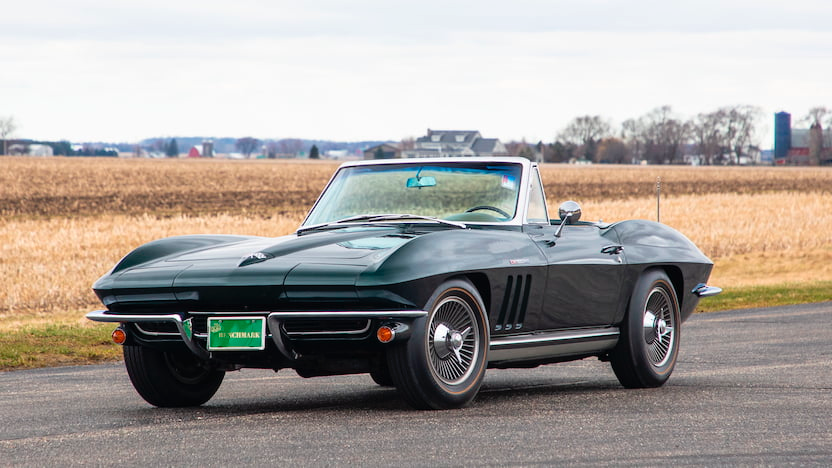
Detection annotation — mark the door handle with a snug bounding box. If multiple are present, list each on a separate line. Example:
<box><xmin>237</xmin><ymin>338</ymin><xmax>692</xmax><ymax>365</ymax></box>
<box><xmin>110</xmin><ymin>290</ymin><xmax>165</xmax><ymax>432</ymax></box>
<box><xmin>601</xmin><ymin>245</ymin><xmax>623</xmax><ymax>255</ymax></box>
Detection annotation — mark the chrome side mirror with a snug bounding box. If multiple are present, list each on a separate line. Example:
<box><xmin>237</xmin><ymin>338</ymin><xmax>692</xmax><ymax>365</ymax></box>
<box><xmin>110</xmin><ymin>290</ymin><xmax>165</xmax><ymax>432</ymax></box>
<box><xmin>555</xmin><ymin>201</ymin><xmax>581</xmax><ymax>238</ymax></box>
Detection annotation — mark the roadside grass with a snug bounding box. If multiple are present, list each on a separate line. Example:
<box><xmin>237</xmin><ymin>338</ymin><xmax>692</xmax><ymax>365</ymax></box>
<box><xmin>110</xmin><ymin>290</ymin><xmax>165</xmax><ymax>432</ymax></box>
<box><xmin>0</xmin><ymin>322</ymin><xmax>120</xmax><ymax>371</ymax></box>
<box><xmin>695</xmin><ymin>281</ymin><xmax>832</xmax><ymax>313</ymax></box>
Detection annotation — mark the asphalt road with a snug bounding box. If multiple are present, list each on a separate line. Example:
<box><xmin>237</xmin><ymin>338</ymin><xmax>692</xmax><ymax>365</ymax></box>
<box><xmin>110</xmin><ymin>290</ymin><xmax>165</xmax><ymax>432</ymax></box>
<box><xmin>1</xmin><ymin>303</ymin><xmax>830</xmax><ymax>466</ymax></box>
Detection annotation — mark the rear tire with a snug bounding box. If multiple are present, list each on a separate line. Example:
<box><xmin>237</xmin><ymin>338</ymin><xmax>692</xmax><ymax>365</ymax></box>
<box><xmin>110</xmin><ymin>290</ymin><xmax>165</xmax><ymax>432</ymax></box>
<box><xmin>610</xmin><ymin>270</ymin><xmax>680</xmax><ymax>388</ymax></box>
<box><xmin>123</xmin><ymin>345</ymin><xmax>225</xmax><ymax>407</ymax></box>
<box><xmin>387</xmin><ymin>279</ymin><xmax>489</xmax><ymax>410</ymax></box>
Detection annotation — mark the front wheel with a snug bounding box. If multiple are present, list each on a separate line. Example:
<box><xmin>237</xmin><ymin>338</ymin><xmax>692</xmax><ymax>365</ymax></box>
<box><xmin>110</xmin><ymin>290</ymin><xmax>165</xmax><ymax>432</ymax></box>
<box><xmin>610</xmin><ymin>270</ymin><xmax>681</xmax><ymax>388</ymax></box>
<box><xmin>387</xmin><ymin>279</ymin><xmax>489</xmax><ymax>410</ymax></box>
<box><xmin>123</xmin><ymin>345</ymin><xmax>225</xmax><ymax>407</ymax></box>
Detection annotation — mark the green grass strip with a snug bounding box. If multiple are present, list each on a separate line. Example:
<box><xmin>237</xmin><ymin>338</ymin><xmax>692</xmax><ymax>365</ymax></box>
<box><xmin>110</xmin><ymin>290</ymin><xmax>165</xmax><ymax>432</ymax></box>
<box><xmin>0</xmin><ymin>323</ymin><xmax>121</xmax><ymax>371</ymax></box>
<box><xmin>696</xmin><ymin>281</ymin><xmax>832</xmax><ymax>313</ymax></box>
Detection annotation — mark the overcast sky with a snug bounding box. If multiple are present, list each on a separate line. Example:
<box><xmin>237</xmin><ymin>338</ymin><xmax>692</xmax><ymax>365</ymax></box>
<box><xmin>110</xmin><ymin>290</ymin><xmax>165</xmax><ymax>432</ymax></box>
<box><xmin>2</xmin><ymin>0</ymin><xmax>831</xmax><ymax>146</ymax></box>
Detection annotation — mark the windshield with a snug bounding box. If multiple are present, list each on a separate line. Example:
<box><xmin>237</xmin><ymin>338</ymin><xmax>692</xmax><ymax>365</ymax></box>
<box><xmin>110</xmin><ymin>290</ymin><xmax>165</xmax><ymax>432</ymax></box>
<box><xmin>303</xmin><ymin>162</ymin><xmax>523</xmax><ymax>226</ymax></box>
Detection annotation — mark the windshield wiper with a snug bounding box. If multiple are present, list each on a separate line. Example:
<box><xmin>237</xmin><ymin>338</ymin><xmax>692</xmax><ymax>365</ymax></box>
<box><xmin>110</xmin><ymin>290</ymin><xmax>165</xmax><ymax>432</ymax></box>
<box><xmin>297</xmin><ymin>214</ymin><xmax>466</xmax><ymax>235</ymax></box>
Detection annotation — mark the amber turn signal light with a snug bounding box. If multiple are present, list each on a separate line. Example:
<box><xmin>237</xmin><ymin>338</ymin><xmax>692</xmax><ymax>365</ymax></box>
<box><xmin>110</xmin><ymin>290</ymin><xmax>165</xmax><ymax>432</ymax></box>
<box><xmin>112</xmin><ymin>327</ymin><xmax>127</xmax><ymax>345</ymax></box>
<box><xmin>377</xmin><ymin>325</ymin><xmax>395</xmax><ymax>343</ymax></box>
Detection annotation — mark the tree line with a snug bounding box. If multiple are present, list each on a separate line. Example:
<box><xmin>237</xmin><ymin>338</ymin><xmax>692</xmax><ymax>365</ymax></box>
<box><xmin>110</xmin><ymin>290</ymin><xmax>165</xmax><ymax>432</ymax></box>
<box><xmin>506</xmin><ymin>105</ymin><xmax>831</xmax><ymax>165</ymax></box>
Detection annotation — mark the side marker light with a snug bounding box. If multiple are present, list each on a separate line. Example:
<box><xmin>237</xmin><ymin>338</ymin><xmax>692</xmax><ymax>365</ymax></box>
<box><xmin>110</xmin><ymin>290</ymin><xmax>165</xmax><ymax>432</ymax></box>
<box><xmin>112</xmin><ymin>327</ymin><xmax>127</xmax><ymax>345</ymax></box>
<box><xmin>377</xmin><ymin>326</ymin><xmax>395</xmax><ymax>343</ymax></box>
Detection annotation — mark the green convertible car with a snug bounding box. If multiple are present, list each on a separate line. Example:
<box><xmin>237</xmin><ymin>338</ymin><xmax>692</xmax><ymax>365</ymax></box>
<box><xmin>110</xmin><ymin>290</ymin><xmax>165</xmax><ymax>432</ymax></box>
<box><xmin>87</xmin><ymin>157</ymin><xmax>720</xmax><ymax>410</ymax></box>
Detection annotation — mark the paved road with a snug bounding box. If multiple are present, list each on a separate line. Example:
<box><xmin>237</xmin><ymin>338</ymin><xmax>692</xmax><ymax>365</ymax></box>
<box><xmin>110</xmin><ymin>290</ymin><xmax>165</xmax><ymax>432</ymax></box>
<box><xmin>1</xmin><ymin>303</ymin><xmax>830</xmax><ymax>466</ymax></box>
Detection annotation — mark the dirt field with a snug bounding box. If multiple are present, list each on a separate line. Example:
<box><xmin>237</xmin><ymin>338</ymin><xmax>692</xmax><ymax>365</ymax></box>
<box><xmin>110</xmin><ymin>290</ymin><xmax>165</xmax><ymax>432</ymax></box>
<box><xmin>2</xmin><ymin>157</ymin><xmax>831</xmax><ymax>328</ymax></box>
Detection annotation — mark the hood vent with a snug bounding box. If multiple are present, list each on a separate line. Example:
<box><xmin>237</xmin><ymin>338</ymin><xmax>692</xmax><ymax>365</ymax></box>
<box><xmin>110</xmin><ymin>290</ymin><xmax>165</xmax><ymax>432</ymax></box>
<box><xmin>239</xmin><ymin>251</ymin><xmax>274</xmax><ymax>267</ymax></box>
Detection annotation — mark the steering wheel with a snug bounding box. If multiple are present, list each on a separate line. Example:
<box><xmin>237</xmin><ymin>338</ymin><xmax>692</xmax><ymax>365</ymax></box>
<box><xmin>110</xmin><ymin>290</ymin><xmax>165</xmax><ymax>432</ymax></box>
<box><xmin>464</xmin><ymin>205</ymin><xmax>511</xmax><ymax>218</ymax></box>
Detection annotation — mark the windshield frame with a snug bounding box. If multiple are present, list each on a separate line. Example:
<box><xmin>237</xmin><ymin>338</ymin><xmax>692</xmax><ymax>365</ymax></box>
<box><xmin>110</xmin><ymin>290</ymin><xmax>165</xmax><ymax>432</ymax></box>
<box><xmin>300</xmin><ymin>157</ymin><xmax>538</xmax><ymax>229</ymax></box>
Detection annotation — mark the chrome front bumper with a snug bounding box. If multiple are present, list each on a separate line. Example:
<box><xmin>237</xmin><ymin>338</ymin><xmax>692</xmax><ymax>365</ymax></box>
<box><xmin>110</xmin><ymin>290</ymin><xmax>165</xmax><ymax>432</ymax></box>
<box><xmin>86</xmin><ymin>309</ymin><xmax>427</xmax><ymax>361</ymax></box>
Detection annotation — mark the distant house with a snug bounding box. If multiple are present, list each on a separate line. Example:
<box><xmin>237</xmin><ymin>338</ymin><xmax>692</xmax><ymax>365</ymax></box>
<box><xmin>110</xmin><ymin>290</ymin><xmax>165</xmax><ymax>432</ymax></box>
<box><xmin>188</xmin><ymin>146</ymin><xmax>202</xmax><ymax>158</ymax></box>
<box><xmin>363</xmin><ymin>143</ymin><xmax>401</xmax><ymax>160</ymax></box>
<box><xmin>8</xmin><ymin>143</ymin><xmax>54</xmax><ymax>157</ymax></box>
<box><xmin>402</xmin><ymin>129</ymin><xmax>509</xmax><ymax>158</ymax></box>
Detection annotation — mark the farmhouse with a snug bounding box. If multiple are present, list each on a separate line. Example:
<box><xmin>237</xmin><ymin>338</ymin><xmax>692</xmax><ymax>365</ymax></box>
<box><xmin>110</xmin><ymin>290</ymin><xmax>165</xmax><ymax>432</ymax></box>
<box><xmin>402</xmin><ymin>129</ymin><xmax>509</xmax><ymax>158</ymax></box>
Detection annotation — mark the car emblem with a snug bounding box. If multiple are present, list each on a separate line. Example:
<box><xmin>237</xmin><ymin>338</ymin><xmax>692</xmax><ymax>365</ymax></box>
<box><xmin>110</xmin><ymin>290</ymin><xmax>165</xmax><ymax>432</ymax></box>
<box><xmin>239</xmin><ymin>251</ymin><xmax>274</xmax><ymax>267</ymax></box>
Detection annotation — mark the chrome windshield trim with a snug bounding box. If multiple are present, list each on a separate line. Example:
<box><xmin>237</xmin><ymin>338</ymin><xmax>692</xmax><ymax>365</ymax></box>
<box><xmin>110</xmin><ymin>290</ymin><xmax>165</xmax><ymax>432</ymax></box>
<box><xmin>299</xmin><ymin>157</ymin><xmax>533</xmax><ymax>229</ymax></box>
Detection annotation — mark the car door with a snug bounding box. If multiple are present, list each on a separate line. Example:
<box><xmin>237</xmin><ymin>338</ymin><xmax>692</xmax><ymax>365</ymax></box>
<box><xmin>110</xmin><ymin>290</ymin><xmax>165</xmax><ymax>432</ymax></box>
<box><xmin>538</xmin><ymin>223</ymin><xmax>624</xmax><ymax>329</ymax></box>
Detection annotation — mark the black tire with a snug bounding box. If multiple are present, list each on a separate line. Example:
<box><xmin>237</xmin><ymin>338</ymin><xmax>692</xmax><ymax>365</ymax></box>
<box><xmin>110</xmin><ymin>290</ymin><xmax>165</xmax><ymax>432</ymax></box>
<box><xmin>123</xmin><ymin>345</ymin><xmax>225</xmax><ymax>407</ymax></box>
<box><xmin>610</xmin><ymin>269</ymin><xmax>681</xmax><ymax>388</ymax></box>
<box><xmin>387</xmin><ymin>279</ymin><xmax>489</xmax><ymax>410</ymax></box>
<box><xmin>369</xmin><ymin>358</ymin><xmax>395</xmax><ymax>387</ymax></box>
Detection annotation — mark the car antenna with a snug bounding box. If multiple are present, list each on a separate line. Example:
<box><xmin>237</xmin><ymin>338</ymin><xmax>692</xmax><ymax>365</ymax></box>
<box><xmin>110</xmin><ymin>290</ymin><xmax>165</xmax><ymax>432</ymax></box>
<box><xmin>656</xmin><ymin>176</ymin><xmax>661</xmax><ymax>223</ymax></box>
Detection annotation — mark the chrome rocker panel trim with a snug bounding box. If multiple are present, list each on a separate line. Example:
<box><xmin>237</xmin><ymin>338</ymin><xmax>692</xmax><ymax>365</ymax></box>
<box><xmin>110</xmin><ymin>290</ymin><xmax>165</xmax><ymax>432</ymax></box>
<box><xmin>489</xmin><ymin>327</ymin><xmax>620</xmax><ymax>363</ymax></box>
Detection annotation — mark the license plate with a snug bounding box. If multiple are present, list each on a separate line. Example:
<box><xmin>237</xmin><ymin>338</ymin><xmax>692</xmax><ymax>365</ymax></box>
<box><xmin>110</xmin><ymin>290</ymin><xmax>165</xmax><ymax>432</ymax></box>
<box><xmin>207</xmin><ymin>317</ymin><xmax>266</xmax><ymax>351</ymax></box>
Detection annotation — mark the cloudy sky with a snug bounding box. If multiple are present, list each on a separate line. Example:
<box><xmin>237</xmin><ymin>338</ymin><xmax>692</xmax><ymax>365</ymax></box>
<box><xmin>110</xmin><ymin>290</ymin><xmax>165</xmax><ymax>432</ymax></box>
<box><xmin>2</xmin><ymin>0</ymin><xmax>831</xmax><ymax>146</ymax></box>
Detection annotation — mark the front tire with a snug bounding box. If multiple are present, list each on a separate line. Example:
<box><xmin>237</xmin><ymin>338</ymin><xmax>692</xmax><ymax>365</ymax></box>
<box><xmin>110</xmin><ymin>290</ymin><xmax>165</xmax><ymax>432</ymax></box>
<box><xmin>610</xmin><ymin>269</ymin><xmax>680</xmax><ymax>388</ymax></box>
<box><xmin>123</xmin><ymin>345</ymin><xmax>225</xmax><ymax>407</ymax></box>
<box><xmin>387</xmin><ymin>279</ymin><xmax>489</xmax><ymax>410</ymax></box>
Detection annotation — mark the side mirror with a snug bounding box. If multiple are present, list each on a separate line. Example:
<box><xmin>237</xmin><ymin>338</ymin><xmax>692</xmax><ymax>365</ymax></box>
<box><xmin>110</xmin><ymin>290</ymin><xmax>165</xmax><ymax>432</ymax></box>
<box><xmin>555</xmin><ymin>201</ymin><xmax>581</xmax><ymax>238</ymax></box>
<box><xmin>558</xmin><ymin>201</ymin><xmax>582</xmax><ymax>224</ymax></box>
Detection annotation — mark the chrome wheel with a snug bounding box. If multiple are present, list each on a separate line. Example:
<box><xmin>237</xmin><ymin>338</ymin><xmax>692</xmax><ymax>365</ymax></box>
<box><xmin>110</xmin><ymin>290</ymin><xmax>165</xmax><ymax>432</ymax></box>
<box><xmin>428</xmin><ymin>297</ymin><xmax>479</xmax><ymax>385</ymax></box>
<box><xmin>386</xmin><ymin>280</ymin><xmax>489</xmax><ymax>409</ymax></box>
<box><xmin>642</xmin><ymin>286</ymin><xmax>676</xmax><ymax>368</ymax></box>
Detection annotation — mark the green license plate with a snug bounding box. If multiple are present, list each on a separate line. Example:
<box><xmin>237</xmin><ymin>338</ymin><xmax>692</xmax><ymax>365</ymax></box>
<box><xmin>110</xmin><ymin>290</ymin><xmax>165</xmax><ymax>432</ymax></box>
<box><xmin>207</xmin><ymin>317</ymin><xmax>266</xmax><ymax>351</ymax></box>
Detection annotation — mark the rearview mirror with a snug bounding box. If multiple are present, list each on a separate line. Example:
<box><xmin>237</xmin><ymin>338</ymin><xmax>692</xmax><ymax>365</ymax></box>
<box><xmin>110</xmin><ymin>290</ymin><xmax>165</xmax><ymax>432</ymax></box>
<box><xmin>406</xmin><ymin>176</ymin><xmax>436</xmax><ymax>188</ymax></box>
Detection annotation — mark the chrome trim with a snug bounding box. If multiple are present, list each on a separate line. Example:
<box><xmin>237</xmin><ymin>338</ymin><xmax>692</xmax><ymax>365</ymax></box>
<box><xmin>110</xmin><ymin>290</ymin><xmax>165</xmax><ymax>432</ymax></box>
<box><xmin>267</xmin><ymin>310</ymin><xmax>427</xmax><ymax>319</ymax></box>
<box><xmin>692</xmin><ymin>283</ymin><xmax>722</xmax><ymax>297</ymax></box>
<box><xmin>86</xmin><ymin>310</ymin><xmax>209</xmax><ymax>359</ymax></box>
<box><xmin>298</xmin><ymin>157</ymin><xmax>533</xmax><ymax>229</ymax></box>
<box><xmin>281</xmin><ymin>319</ymin><xmax>372</xmax><ymax>337</ymax></box>
<box><xmin>489</xmin><ymin>327</ymin><xmax>619</xmax><ymax>362</ymax></box>
<box><xmin>134</xmin><ymin>323</ymin><xmax>179</xmax><ymax>337</ymax></box>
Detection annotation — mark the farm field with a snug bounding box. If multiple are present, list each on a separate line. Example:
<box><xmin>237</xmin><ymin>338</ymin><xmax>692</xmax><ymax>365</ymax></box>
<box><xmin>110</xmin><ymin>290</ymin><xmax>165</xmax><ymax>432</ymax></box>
<box><xmin>2</xmin><ymin>157</ymin><xmax>832</xmax><ymax>369</ymax></box>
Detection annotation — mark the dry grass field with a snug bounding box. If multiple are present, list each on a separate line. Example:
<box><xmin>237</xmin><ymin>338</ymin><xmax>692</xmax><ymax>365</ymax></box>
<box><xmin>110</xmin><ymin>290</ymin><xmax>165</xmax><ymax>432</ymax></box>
<box><xmin>1</xmin><ymin>157</ymin><xmax>831</xmax><ymax>368</ymax></box>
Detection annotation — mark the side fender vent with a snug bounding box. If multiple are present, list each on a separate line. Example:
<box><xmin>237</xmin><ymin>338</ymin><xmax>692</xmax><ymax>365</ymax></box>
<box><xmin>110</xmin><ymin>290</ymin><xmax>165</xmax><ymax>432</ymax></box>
<box><xmin>494</xmin><ymin>274</ymin><xmax>531</xmax><ymax>332</ymax></box>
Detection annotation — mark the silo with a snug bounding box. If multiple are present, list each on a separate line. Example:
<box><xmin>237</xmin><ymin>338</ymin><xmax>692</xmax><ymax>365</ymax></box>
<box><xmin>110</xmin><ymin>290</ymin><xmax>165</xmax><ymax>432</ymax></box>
<box><xmin>774</xmin><ymin>112</ymin><xmax>791</xmax><ymax>159</ymax></box>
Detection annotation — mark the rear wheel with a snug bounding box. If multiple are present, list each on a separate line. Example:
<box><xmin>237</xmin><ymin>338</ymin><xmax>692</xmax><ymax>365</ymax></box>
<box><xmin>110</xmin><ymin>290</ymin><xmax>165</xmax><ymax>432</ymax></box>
<box><xmin>610</xmin><ymin>270</ymin><xmax>680</xmax><ymax>388</ymax></box>
<box><xmin>387</xmin><ymin>279</ymin><xmax>489</xmax><ymax>410</ymax></box>
<box><xmin>123</xmin><ymin>345</ymin><xmax>225</xmax><ymax>407</ymax></box>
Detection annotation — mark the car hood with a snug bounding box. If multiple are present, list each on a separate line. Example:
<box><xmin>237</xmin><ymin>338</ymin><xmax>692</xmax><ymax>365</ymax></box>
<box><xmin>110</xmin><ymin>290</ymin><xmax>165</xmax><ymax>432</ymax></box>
<box><xmin>94</xmin><ymin>227</ymin><xmax>419</xmax><ymax>306</ymax></box>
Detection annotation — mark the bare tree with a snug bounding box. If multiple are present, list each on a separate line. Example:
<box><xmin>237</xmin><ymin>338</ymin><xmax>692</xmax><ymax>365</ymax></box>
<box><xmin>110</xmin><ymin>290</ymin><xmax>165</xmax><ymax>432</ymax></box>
<box><xmin>621</xmin><ymin>118</ymin><xmax>645</xmax><ymax>162</ymax></box>
<box><xmin>277</xmin><ymin>138</ymin><xmax>304</xmax><ymax>156</ymax></box>
<box><xmin>558</xmin><ymin>115</ymin><xmax>613</xmax><ymax>161</ymax></box>
<box><xmin>0</xmin><ymin>116</ymin><xmax>17</xmax><ymax>156</ymax></box>
<box><xmin>692</xmin><ymin>111</ymin><xmax>724</xmax><ymax>165</ymax></box>
<box><xmin>236</xmin><ymin>137</ymin><xmax>261</xmax><ymax>158</ymax></box>
<box><xmin>721</xmin><ymin>105</ymin><xmax>762</xmax><ymax>164</ymax></box>
<box><xmin>596</xmin><ymin>137</ymin><xmax>631</xmax><ymax>164</ymax></box>
<box><xmin>637</xmin><ymin>106</ymin><xmax>692</xmax><ymax>164</ymax></box>
<box><xmin>400</xmin><ymin>137</ymin><xmax>415</xmax><ymax>151</ymax></box>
